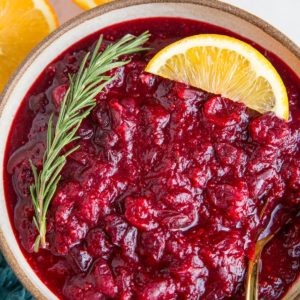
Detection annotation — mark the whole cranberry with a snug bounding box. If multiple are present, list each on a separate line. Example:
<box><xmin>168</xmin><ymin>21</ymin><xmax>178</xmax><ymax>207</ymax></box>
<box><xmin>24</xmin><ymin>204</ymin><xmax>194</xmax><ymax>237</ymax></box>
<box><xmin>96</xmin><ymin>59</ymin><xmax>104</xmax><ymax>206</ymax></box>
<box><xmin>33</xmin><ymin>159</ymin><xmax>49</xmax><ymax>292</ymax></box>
<box><xmin>215</xmin><ymin>143</ymin><xmax>247</xmax><ymax>167</ymax></box>
<box><xmin>189</xmin><ymin>164</ymin><xmax>212</xmax><ymax>189</ymax></box>
<box><xmin>12</xmin><ymin>161</ymin><xmax>34</xmax><ymax>198</ymax></box>
<box><xmin>78</xmin><ymin>119</ymin><xmax>94</xmax><ymax>140</ymax></box>
<box><xmin>140</xmin><ymin>73</ymin><xmax>156</xmax><ymax>88</ymax></box>
<box><xmin>93</xmin><ymin>260</ymin><xmax>118</xmax><ymax>298</ymax></box>
<box><xmin>125</xmin><ymin>197</ymin><xmax>158</xmax><ymax>231</ymax></box>
<box><xmin>250</xmin><ymin>113</ymin><xmax>291</xmax><ymax>146</ymax></box>
<box><xmin>204</xmin><ymin>96</ymin><xmax>248</xmax><ymax>127</ymax></box>
<box><xmin>92</xmin><ymin>101</ymin><xmax>111</xmax><ymax>129</ymax></box>
<box><xmin>105</xmin><ymin>215</ymin><xmax>129</xmax><ymax>246</ymax></box>
<box><xmin>52</xmin><ymin>84</ymin><xmax>68</xmax><ymax>108</ymax></box>
<box><xmin>121</xmin><ymin>226</ymin><xmax>139</xmax><ymax>262</ymax></box>
<box><xmin>143</xmin><ymin>104</ymin><xmax>170</xmax><ymax>145</ymax></box>
<box><xmin>247</xmin><ymin>145</ymin><xmax>278</xmax><ymax>174</ymax></box>
<box><xmin>86</xmin><ymin>228</ymin><xmax>113</xmax><ymax>259</ymax></box>
<box><xmin>69</xmin><ymin>244</ymin><xmax>93</xmax><ymax>272</ymax></box>
<box><xmin>214</xmin><ymin>143</ymin><xmax>247</xmax><ymax>176</ymax></box>
<box><xmin>248</xmin><ymin>168</ymin><xmax>285</xmax><ymax>200</ymax></box>
<box><xmin>207</xmin><ymin>180</ymin><xmax>250</xmax><ymax>221</ymax></box>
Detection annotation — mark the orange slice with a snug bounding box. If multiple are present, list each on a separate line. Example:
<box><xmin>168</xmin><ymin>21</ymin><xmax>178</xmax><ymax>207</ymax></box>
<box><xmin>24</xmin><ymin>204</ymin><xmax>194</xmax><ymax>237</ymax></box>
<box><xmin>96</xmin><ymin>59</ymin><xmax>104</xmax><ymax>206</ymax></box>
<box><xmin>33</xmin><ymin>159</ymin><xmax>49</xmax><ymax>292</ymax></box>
<box><xmin>72</xmin><ymin>0</ymin><xmax>113</xmax><ymax>10</ymax></box>
<box><xmin>146</xmin><ymin>34</ymin><xmax>289</xmax><ymax>120</ymax></box>
<box><xmin>0</xmin><ymin>0</ymin><xmax>58</xmax><ymax>92</ymax></box>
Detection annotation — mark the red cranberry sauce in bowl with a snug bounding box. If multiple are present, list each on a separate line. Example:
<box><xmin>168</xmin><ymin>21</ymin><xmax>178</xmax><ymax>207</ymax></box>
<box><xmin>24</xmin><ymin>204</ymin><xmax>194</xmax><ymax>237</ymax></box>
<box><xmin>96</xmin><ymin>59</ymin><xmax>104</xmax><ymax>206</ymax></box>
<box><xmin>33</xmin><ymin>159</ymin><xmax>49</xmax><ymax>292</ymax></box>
<box><xmin>4</xmin><ymin>18</ymin><xmax>300</xmax><ymax>300</ymax></box>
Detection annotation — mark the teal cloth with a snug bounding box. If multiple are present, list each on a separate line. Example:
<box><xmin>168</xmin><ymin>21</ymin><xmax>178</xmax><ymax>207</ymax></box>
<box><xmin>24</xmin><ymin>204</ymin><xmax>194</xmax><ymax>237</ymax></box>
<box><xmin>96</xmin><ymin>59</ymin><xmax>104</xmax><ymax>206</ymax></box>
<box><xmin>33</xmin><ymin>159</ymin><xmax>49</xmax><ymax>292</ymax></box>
<box><xmin>0</xmin><ymin>252</ymin><xmax>33</xmax><ymax>300</ymax></box>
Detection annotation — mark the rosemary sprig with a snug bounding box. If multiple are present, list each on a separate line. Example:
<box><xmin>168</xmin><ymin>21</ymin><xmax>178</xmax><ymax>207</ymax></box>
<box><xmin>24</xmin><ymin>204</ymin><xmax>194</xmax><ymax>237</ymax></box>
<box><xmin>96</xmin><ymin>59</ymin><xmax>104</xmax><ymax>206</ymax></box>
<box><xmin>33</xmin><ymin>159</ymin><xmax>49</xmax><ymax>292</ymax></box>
<box><xmin>29</xmin><ymin>31</ymin><xmax>150</xmax><ymax>252</ymax></box>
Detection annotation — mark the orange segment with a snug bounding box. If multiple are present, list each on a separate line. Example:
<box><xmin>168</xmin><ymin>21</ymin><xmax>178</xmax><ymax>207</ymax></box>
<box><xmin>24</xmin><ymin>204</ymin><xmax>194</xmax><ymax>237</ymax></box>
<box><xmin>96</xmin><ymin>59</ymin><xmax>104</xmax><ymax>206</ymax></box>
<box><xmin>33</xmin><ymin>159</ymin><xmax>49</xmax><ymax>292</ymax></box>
<box><xmin>72</xmin><ymin>0</ymin><xmax>113</xmax><ymax>10</ymax></box>
<box><xmin>0</xmin><ymin>0</ymin><xmax>58</xmax><ymax>92</ymax></box>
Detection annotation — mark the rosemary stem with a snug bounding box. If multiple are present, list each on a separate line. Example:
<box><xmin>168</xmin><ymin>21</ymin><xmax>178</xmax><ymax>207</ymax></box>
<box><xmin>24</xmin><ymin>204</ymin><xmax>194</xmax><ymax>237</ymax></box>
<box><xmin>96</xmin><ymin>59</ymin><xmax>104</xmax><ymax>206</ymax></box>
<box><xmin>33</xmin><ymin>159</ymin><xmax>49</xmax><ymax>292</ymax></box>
<box><xmin>29</xmin><ymin>31</ymin><xmax>150</xmax><ymax>252</ymax></box>
<box><xmin>38</xmin><ymin>186</ymin><xmax>46</xmax><ymax>247</ymax></box>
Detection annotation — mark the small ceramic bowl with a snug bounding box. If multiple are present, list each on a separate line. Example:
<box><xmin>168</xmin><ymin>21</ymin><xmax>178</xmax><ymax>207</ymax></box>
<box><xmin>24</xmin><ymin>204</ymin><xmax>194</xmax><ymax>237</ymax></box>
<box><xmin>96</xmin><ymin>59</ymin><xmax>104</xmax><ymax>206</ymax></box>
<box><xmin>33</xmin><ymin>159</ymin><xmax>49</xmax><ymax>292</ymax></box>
<box><xmin>0</xmin><ymin>0</ymin><xmax>299</xmax><ymax>299</ymax></box>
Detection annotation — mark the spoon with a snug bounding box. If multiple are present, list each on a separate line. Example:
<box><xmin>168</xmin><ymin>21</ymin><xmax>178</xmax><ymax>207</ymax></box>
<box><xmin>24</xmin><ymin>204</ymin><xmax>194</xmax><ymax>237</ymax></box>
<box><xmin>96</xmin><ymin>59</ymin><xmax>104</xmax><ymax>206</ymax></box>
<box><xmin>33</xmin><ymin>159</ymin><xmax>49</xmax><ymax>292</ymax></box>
<box><xmin>245</xmin><ymin>204</ymin><xmax>292</xmax><ymax>300</ymax></box>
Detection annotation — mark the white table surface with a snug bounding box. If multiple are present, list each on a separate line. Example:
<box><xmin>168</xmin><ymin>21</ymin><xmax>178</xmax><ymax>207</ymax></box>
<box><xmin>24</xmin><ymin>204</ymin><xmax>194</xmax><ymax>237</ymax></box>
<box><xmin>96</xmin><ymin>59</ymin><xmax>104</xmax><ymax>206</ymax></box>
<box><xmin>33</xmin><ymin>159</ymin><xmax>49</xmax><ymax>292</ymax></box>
<box><xmin>222</xmin><ymin>0</ymin><xmax>300</xmax><ymax>46</ymax></box>
<box><xmin>50</xmin><ymin>0</ymin><xmax>300</xmax><ymax>46</ymax></box>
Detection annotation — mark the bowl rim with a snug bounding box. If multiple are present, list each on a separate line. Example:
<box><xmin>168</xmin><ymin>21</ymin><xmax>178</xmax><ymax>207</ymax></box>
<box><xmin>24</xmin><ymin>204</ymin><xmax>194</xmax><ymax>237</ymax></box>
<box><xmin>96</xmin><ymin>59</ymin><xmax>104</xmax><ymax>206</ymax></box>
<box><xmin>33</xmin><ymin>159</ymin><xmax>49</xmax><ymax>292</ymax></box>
<box><xmin>0</xmin><ymin>0</ymin><xmax>299</xmax><ymax>299</ymax></box>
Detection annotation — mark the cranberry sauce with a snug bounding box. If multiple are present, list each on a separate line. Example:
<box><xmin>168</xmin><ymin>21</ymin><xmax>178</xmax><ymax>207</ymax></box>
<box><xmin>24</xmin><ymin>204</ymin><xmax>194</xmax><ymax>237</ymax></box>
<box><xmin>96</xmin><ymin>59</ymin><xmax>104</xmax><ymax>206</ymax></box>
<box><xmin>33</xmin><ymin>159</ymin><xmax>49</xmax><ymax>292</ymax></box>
<box><xmin>4</xmin><ymin>18</ymin><xmax>300</xmax><ymax>300</ymax></box>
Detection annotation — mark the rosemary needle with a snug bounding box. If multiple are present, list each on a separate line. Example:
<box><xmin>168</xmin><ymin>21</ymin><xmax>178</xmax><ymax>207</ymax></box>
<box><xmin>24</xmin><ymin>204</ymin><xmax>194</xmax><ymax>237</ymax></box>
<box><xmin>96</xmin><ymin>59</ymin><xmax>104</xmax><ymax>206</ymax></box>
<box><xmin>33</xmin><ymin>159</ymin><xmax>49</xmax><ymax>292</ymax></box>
<box><xmin>29</xmin><ymin>31</ymin><xmax>150</xmax><ymax>252</ymax></box>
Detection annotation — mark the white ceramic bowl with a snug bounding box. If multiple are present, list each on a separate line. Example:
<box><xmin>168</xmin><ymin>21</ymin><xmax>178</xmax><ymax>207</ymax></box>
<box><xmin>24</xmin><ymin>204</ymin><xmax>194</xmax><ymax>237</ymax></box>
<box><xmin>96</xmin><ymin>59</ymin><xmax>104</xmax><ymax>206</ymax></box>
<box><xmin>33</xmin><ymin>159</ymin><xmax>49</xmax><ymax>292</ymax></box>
<box><xmin>0</xmin><ymin>1</ymin><xmax>299</xmax><ymax>299</ymax></box>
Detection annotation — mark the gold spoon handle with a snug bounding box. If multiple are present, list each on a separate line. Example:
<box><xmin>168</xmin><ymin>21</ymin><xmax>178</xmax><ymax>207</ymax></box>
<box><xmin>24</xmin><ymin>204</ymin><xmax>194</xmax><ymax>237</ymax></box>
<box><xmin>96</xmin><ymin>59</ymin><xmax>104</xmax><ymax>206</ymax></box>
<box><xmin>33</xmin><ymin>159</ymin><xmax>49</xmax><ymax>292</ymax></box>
<box><xmin>246</xmin><ymin>258</ymin><xmax>260</xmax><ymax>300</ymax></box>
<box><xmin>245</xmin><ymin>235</ymin><xmax>274</xmax><ymax>300</ymax></box>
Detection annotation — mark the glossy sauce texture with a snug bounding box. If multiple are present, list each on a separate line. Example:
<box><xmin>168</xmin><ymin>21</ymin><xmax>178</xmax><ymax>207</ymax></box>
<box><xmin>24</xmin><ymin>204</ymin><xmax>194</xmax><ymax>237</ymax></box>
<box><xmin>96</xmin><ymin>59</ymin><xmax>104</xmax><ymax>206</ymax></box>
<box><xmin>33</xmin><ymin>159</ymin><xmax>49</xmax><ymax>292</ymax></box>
<box><xmin>4</xmin><ymin>18</ymin><xmax>300</xmax><ymax>299</ymax></box>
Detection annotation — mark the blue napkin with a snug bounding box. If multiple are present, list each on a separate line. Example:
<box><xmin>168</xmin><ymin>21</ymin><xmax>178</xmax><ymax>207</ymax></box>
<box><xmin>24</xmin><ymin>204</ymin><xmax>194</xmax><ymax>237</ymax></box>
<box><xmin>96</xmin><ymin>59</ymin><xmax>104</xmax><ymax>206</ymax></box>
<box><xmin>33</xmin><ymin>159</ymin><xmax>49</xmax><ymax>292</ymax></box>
<box><xmin>0</xmin><ymin>253</ymin><xmax>33</xmax><ymax>300</ymax></box>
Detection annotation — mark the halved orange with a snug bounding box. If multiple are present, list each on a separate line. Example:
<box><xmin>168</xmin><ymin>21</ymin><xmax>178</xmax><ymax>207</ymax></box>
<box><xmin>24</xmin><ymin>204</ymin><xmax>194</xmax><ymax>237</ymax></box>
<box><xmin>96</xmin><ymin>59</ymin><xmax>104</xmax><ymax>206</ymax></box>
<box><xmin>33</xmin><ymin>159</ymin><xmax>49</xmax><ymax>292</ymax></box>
<box><xmin>146</xmin><ymin>34</ymin><xmax>289</xmax><ymax>120</ymax></box>
<box><xmin>0</xmin><ymin>0</ymin><xmax>58</xmax><ymax>92</ymax></box>
<box><xmin>72</xmin><ymin>0</ymin><xmax>113</xmax><ymax>10</ymax></box>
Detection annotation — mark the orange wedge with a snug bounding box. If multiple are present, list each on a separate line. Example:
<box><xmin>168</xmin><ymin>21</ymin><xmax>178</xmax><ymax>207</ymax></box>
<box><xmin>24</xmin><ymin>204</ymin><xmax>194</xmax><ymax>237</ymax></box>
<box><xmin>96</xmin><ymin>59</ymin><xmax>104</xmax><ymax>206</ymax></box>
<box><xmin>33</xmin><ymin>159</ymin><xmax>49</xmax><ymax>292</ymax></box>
<box><xmin>146</xmin><ymin>34</ymin><xmax>289</xmax><ymax>120</ymax></box>
<box><xmin>0</xmin><ymin>0</ymin><xmax>58</xmax><ymax>92</ymax></box>
<box><xmin>72</xmin><ymin>0</ymin><xmax>113</xmax><ymax>10</ymax></box>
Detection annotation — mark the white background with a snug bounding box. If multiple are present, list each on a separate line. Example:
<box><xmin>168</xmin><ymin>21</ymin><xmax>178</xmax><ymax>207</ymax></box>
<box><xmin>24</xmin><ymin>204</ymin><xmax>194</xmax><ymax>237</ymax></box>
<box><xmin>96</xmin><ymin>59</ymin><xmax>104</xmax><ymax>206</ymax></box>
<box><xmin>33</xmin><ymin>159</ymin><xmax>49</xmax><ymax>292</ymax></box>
<box><xmin>50</xmin><ymin>0</ymin><xmax>300</xmax><ymax>46</ymax></box>
<box><xmin>222</xmin><ymin>0</ymin><xmax>300</xmax><ymax>45</ymax></box>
